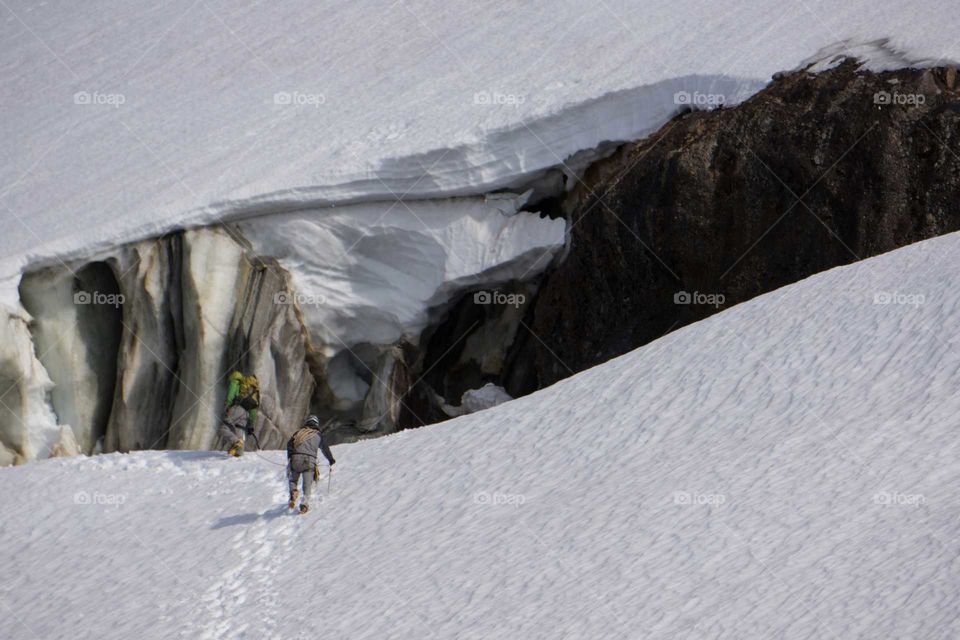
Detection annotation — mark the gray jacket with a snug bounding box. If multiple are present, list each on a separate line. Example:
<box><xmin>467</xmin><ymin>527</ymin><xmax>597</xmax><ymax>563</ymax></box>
<box><xmin>286</xmin><ymin>427</ymin><xmax>335</xmax><ymax>472</ymax></box>
<box><xmin>223</xmin><ymin>404</ymin><xmax>249</xmax><ymax>430</ymax></box>
<box><xmin>217</xmin><ymin>405</ymin><xmax>253</xmax><ymax>449</ymax></box>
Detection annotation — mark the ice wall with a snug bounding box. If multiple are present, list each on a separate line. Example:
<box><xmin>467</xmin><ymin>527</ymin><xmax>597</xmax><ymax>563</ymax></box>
<box><xmin>0</xmin><ymin>198</ymin><xmax>563</xmax><ymax>464</ymax></box>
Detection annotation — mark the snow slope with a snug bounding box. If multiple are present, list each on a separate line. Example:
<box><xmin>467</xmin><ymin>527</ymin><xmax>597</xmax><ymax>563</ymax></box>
<box><xmin>3</xmin><ymin>0</ymin><xmax>960</xmax><ymax>280</ymax></box>
<box><xmin>3</xmin><ymin>229</ymin><xmax>960</xmax><ymax>639</ymax></box>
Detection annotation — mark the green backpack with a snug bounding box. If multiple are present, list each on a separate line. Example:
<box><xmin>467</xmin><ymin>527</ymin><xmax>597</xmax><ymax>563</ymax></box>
<box><xmin>227</xmin><ymin>371</ymin><xmax>260</xmax><ymax>423</ymax></box>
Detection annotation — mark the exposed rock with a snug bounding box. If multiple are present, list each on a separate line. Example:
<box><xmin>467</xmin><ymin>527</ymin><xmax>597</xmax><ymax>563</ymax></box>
<box><xmin>415</xmin><ymin>280</ymin><xmax>539</xmax><ymax>410</ymax></box>
<box><xmin>527</xmin><ymin>61</ymin><xmax>960</xmax><ymax>385</ymax></box>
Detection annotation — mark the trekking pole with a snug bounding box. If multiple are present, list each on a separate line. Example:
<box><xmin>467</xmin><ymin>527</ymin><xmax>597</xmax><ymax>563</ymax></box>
<box><xmin>327</xmin><ymin>464</ymin><xmax>333</xmax><ymax>495</ymax></box>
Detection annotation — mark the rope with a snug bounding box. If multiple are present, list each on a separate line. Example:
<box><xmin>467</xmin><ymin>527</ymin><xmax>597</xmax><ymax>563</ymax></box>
<box><xmin>252</xmin><ymin>450</ymin><xmax>287</xmax><ymax>467</ymax></box>
<box><xmin>246</xmin><ymin>430</ymin><xmax>292</xmax><ymax>467</ymax></box>
<box><xmin>223</xmin><ymin>420</ymin><xmax>333</xmax><ymax>471</ymax></box>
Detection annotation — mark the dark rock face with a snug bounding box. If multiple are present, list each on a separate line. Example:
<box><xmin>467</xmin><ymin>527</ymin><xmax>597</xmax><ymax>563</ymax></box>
<box><xmin>526</xmin><ymin>61</ymin><xmax>960</xmax><ymax>386</ymax></box>
<box><xmin>395</xmin><ymin>280</ymin><xmax>540</xmax><ymax>430</ymax></box>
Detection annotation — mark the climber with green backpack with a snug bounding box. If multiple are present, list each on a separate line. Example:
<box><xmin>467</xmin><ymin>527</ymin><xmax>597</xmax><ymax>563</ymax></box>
<box><xmin>219</xmin><ymin>371</ymin><xmax>261</xmax><ymax>457</ymax></box>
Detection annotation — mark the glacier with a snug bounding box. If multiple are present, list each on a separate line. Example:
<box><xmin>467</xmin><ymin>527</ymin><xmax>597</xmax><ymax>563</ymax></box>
<box><xmin>1</xmin><ymin>229</ymin><xmax>958</xmax><ymax>638</ymax></box>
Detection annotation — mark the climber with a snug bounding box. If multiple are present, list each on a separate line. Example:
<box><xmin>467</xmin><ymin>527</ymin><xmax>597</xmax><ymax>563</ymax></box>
<box><xmin>286</xmin><ymin>414</ymin><xmax>336</xmax><ymax>514</ymax></box>
<box><xmin>219</xmin><ymin>371</ymin><xmax>261</xmax><ymax>457</ymax></box>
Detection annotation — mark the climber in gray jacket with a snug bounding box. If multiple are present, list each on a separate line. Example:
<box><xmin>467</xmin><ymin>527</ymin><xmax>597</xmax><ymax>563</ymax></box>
<box><xmin>219</xmin><ymin>403</ymin><xmax>251</xmax><ymax>457</ymax></box>
<box><xmin>286</xmin><ymin>414</ymin><xmax>335</xmax><ymax>514</ymax></box>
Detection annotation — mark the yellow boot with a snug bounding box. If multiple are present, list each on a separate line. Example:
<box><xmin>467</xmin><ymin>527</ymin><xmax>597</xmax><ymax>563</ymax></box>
<box><xmin>228</xmin><ymin>440</ymin><xmax>244</xmax><ymax>457</ymax></box>
<box><xmin>288</xmin><ymin>489</ymin><xmax>299</xmax><ymax>509</ymax></box>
